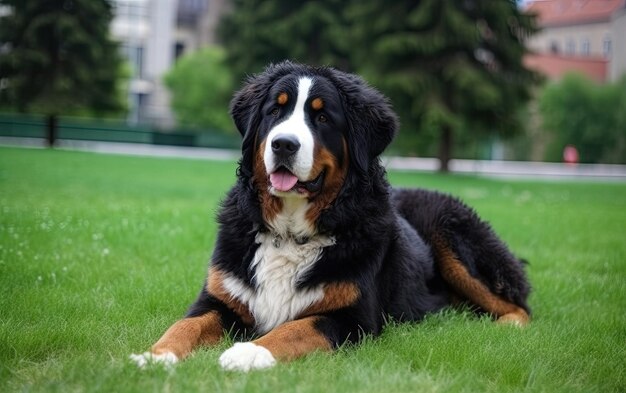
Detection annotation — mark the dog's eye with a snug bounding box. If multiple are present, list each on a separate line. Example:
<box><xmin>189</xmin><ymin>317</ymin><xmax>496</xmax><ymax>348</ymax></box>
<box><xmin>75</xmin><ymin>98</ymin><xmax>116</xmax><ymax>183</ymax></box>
<box><xmin>271</xmin><ymin>108</ymin><xmax>279</xmax><ymax>116</ymax></box>
<box><xmin>318</xmin><ymin>114</ymin><xmax>327</xmax><ymax>123</ymax></box>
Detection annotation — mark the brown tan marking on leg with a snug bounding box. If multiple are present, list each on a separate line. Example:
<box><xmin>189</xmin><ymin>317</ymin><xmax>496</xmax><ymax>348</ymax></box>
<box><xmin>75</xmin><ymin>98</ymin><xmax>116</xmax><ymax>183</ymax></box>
<box><xmin>253</xmin><ymin>140</ymin><xmax>282</xmax><ymax>223</ymax></box>
<box><xmin>253</xmin><ymin>317</ymin><xmax>332</xmax><ymax>361</ymax></box>
<box><xmin>207</xmin><ymin>266</ymin><xmax>255</xmax><ymax>326</ymax></box>
<box><xmin>301</xmin><ymin>281</ymin><xmax>360</xmax><ymax>317</ymax></box>
<box><xmin>432</xmin><ymin>235</ymin><xmax>530</xmax><ymax>326</ymax></box>
<box><xmin>151</xmin><ymin>311</ymin><xmax>223</xmax><ymax>359</ymax></box>
<box><xmin>305</xmin><ymin>142</ymin><xmax>348</xmax><ymax>224</ymax></box>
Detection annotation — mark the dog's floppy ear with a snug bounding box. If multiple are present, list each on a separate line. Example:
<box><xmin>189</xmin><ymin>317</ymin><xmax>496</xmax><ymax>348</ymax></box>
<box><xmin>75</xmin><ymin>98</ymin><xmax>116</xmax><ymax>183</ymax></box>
<box><xmin>230</xmin><ymin>62</ymin><xmax>299</xmax><ymax>177</ymax></box>
<box><xmin>230</xmin><ymin>79</ymin><xmax>261</xmax><ymax>177</ymax></box>
<box><xmin>230</xmin><ymin>78</ymin><xmax>264</xmax><ymax>138</ymax></box>
<box><xmin>330</xmin><ymin>71</ymin><xmax>399</xmax><ymax>175</ymax></box>
<box><xmin>230</xmin><ymin>67</ymin><xmax>276</xmax><ymax>177</ymax></box>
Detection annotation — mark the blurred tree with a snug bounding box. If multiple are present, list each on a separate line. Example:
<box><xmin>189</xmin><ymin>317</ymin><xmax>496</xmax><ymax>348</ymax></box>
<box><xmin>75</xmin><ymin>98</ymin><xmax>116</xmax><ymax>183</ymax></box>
<box><xmin>218</xmin><ymin>0</ymin><xmax>352</xmax><ymax>82</ymax></box>
<box><xmin>540</xmin><ymin>74</ymin><xmax>626</xmax><ymax>164</ymax></box>
<box><xmin>346</xmin><ymin>0</ymin><xmax>542</xmax><ymax>171</ymax></box>
<box><xmin>218</xmin><ymin>0</ymin><xmax>540</xmax><ymax>170</ymax></box>
<box><xmin>164</xmin><ymin>47</ymin><xmax>234</xmax><ymax>133</ymax></box>
<box><xmin>0</xmin><ymin>0</ymin><xmax>125</xmax><ymax>146</ymax></box>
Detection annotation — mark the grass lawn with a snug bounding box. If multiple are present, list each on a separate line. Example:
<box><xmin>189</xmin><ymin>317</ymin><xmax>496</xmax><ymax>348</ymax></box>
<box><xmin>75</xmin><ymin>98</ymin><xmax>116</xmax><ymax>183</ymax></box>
<box><xmin>1</xmin><ymin>146</ymin><xmax>624</xmax><ymax>392</ymax></box>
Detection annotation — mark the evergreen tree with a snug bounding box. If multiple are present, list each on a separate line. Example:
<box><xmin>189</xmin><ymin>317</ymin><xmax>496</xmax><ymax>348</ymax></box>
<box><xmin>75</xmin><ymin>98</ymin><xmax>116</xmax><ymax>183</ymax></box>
<box><xmin>346</xmin><ymin>0</ymin><xmax>541</xmax><ymax>171</ymax></box>
<box><xmin>0</xmin><ymin>0</ymin><xmax>124</xmax><ymax>146</ymax></box>
<box><xmin>218</xmin><ymin>0</ymin><xmax>352</xmax><ymax>82</ymax></box>
<box><xmin>218</xmin><ymin>0</ymin><xmax>540</xmax><ymax>171</ymax></box>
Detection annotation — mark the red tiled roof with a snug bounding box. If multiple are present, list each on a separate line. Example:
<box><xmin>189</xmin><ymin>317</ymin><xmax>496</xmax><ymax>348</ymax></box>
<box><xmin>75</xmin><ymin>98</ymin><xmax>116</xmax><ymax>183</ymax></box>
<box><xmin>526</xmin><ymin>0</ymin><xmax>626</xmax><ymax>27</ymax></box>
<box><xmin>524</xmin><ymin>53</ymin><xmax>608</xmax><ymax>82</ymax></box>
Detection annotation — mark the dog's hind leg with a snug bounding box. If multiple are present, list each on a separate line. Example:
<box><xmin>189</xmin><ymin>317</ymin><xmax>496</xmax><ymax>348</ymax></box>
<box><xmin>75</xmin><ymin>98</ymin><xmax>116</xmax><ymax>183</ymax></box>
<box><xmin>431</xmin><ymin>235</ymin><xmax>530</xmax><ymax>326</ymax></box>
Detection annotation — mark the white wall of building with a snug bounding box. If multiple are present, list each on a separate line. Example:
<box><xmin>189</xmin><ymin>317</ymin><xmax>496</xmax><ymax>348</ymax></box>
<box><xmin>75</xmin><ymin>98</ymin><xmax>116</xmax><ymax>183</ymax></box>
<box><xmin>610</xmin><ymin>9</ymin><xmax>626</xmax><ymax>81</ymax></box>
<box><xmin>144</xmin><ymin>0</ymin><xmax>177</xmax><ymax>127</ymax></box>
<box><xmin>111</xmin><ymin>0</ymin><xmax>177</xmax><ymax>127</ymax></box>
<box><xmin>527</xmin><ymin>22</ymin><xmax>612</xmax><ymax>58</ymax></box>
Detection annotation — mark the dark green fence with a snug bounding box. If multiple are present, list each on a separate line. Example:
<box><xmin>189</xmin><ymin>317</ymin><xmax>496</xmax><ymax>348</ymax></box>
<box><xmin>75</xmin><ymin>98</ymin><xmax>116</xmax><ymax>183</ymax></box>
<box><xmin>0</xmin><ymin>113</ymin><xmax>240</xmax><ymax>149</ymax></box>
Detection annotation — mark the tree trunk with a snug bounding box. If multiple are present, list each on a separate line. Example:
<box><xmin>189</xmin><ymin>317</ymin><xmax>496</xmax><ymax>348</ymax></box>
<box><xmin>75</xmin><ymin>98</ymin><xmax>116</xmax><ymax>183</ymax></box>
<box><xmin>46</xmin><ymin>114</ymin><xmax>57</xmax><ymax>147</ymax></box>
<box><xmin>438</xmin><ymin>123</ymin><xmax>453</xmax><ymax>173</ymax></box>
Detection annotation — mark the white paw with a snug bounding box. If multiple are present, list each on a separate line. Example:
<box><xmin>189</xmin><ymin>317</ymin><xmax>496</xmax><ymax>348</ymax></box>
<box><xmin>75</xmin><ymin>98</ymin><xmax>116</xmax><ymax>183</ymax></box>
<box><xmin>219</xmin><ymin>342</ymin><xmax>276</xmax><ymax>372</ymax></box>
<box><xmin>129</xmin><ymin>351</ymin><xmax>178</xmax><ymax>369</ymax></box>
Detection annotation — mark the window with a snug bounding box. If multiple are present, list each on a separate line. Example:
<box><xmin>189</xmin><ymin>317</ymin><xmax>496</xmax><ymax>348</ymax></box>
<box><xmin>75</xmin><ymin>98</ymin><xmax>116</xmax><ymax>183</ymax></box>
<box><xmin>580</xmin><ymin>38</ymin><xmax>590</xmax><ymax>56</ymax></box>
<box><xmin>550</xmin><ymin>40</ymin><xmax>560</xmax><ymax>54</ymax></box>
<box><xmin>174</xmin><ymin>42</ymin><xmax>185</xmax><ymax>60</ymax></box>
<box><xmin>566</xmin><ymin>38</ymin><xmax>576</xmax><ymax>55</ymax></box>
<box><xmin>603</xmin><ymin>35</ymin><xmax>612</xmax><ymax>58</ymax></box>
<box><xmin>121</xmin><ymin>44</ymin><xmax>144</xmax><ymax>79</ymax></box>
<box><xmin>113</xmin><ymin>1</ymin><xmax>148</xmax><ymax>19</ymax></box>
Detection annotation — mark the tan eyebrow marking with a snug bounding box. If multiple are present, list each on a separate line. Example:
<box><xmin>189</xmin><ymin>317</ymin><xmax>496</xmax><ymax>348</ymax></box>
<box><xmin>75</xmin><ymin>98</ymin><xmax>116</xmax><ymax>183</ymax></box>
<box><xmin>311</xmin><ymin>97</ymin><xmax>324</xmax><ymax>110</ymax></box>
<box><xmin>277</xmin><ymin>92</ymin><xmax>288</xmax><ymax>105</ymax></box>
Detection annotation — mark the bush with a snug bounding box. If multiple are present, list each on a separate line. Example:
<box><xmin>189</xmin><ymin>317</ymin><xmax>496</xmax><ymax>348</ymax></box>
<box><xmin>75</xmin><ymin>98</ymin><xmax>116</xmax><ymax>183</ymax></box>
<box><xmin>539</xmin><ymin>74</ymin><xmax>626</xmax><ymax>164</ymax></box>
<box><xmin>164</xmin><ymin>47</ymin><xmax>235</xmax><ymax>133</ymax></box>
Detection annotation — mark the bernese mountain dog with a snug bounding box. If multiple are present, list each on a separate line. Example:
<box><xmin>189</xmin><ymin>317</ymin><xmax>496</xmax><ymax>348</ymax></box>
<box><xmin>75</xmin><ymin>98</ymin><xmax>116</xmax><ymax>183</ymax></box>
<box><xmin>131</xmin><ymin>61</ymin><xmax>531</xmax><ymax>372</ymax></box>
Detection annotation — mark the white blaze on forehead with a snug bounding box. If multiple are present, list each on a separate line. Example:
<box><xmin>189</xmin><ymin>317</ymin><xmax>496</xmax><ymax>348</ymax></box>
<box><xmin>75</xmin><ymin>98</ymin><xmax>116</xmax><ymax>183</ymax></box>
<box><xmin>264</xmin><ymin>77</ymin><xmax>315</xmax><ymax>180</ymax></box>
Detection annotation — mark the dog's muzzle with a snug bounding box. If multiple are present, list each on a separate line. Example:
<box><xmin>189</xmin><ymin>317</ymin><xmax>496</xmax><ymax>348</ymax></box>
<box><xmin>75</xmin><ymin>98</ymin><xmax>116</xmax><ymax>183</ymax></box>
<box><xmin>271</xmin><ymin>134</ymin><xmax>301</xmax><ymax>162</ymax></box>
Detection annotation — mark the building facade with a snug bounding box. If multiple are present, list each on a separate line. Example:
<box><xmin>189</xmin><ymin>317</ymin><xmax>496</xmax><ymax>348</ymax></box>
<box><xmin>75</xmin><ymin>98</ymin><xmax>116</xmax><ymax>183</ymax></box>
<box><xmin>610</xmin><ymin>6</ymin><xmax>626</xmax><ymax>80</ymax></box>
<box><xmin>110</xmin><ymin>0</ymin><xmax>228</xmax><ymax>127</ymax></box>
<box><xmin>525</xmin><ymin>0</ymin><xmax>626</xmax><ymax>82</ymax></box>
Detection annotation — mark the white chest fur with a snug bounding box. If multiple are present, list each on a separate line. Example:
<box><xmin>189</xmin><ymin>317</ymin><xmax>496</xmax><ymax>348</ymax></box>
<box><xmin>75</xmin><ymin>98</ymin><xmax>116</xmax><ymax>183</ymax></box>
<box><xmin>221</xmin><ymin>232</ymin><xmax>335</xmax><ymax>334</ymax></box>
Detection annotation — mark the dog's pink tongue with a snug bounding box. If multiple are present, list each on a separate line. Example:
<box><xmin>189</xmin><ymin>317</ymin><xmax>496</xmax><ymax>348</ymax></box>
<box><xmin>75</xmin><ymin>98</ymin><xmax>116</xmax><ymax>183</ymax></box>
<box><xmin>270</xmin><ymin>170</ymin><xmax>298</xmax><ymax>191</ymax></box>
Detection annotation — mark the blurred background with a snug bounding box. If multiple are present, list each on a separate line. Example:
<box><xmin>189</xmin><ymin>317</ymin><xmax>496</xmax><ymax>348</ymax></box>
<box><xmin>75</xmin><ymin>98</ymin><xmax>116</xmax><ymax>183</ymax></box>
<box><xmin>0</xmin><ymin>0</ymin><xmax>625</xmax><ymax>172</ymax></box>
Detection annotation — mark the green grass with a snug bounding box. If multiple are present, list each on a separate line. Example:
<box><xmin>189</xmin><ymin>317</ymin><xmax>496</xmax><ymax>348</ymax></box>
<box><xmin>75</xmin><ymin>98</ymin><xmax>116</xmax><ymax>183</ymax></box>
<box><xmin>1</xmin><ymin>146</ymin><xmax>624</xmax><ymax>392</ymax></box>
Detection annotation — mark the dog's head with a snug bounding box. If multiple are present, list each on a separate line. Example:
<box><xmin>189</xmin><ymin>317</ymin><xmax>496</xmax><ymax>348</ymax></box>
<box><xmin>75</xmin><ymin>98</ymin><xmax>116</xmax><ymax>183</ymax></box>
<box><xmin>231</xmin><ymin>61</ymin><xmax>398</xmax><ymax>234</ymax></box>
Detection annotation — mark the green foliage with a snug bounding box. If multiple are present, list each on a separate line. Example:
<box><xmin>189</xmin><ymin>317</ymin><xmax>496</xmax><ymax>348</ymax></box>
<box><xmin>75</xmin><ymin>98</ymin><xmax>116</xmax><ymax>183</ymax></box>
<box><xmin>1</xmin><ymin>147</ymin><xmax>625</xmax><ymax>392</ymax></box>
<box><xmin>219</xmin><ymin>0</ymin><xmax>541</xmax><ymax>168</ymax></box>
<box><xmin>218</xmin><ymin>0</ymin><xmax>351</xmax><ymax>81</ymax></box>
<box><xmin>540</xmin><ymin>74</ymin><xmax>626</xmax><ymax>164</ymax></box>
<box><xmin>0</xmin><ymin>0</ymin><xmax>125</xmax><ymax>116</ymax></box>
<box><xmin>347</xmin><ymin>1</ymin><xmax>540</xmax><ymax>149</ymax></box>
<box><xmin>164</xmin><ymin>47</ymin><xmax>235</xmax><ymax>133</ymax></box>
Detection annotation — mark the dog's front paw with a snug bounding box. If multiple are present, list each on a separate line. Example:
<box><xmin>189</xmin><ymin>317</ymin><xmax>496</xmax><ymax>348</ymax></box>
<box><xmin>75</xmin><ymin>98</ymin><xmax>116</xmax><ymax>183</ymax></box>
<box><xmin>219</xmin><ymin>342</ymin><xmax>276</xmax><ymax>372</ymax></box>
<box><xmin>129</xmin><ymin>351</ymin><xmax>178</xmax><ymax>369</ymax></box>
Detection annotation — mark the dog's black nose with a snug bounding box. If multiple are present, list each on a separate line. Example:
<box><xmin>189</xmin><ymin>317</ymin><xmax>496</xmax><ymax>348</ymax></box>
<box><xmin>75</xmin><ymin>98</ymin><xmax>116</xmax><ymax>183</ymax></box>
<box><xmin>271</xmin><ymin>134</ymin><xmax>301</xmax><ymax>159</ymax></box>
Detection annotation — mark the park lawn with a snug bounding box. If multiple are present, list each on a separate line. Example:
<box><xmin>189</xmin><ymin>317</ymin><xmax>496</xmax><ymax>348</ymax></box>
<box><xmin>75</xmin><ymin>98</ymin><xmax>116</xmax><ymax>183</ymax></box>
<box><xmin>0</xmin><ymin>146</ymin><xmax>624</xmax><ymax>393</ymax></box>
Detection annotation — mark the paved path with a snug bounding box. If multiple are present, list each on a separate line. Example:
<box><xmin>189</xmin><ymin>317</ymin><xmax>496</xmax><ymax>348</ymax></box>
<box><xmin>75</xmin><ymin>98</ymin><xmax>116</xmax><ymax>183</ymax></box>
<box><xmin>2</xmin><ymin>137</ymin><xmax>625</xmax><ymax>181</ymax></box>
<box><xmin>384</xmin><ymin>156</ymin><xmax>626</xmax><ymax>180</ymax></box>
